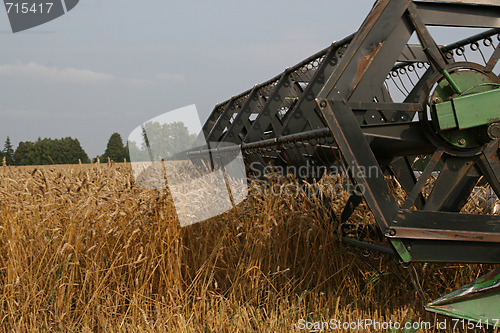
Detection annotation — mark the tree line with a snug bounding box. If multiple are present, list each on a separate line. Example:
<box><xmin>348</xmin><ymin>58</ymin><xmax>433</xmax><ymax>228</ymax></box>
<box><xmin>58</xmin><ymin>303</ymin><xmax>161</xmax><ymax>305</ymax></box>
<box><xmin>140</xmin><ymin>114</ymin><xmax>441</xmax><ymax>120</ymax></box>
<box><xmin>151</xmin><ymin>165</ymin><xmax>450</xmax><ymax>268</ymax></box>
<box><xmin>0</xmin><ymin>133</ymin><xmax>130</xmax><ymax>166</ymax></box>
<box><xmin>2</xmin><ymin>121</ymin><xmax>197</xmax><ymax>166</ymax></box>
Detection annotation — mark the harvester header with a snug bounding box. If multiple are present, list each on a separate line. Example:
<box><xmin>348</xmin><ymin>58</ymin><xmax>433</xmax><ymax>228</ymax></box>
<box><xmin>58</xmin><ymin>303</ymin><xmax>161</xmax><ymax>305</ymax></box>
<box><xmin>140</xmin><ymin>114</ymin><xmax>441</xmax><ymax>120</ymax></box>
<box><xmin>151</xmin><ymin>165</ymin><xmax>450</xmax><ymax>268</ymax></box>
<box><xmin>190</xmin><ymin>0</ymin><xmax>500</xmax><ymax>323</ymax></box>
<box><xmin>130</xmin><ymin>0</ymin><xmax>500</xmax><ymax>325</ymax></box>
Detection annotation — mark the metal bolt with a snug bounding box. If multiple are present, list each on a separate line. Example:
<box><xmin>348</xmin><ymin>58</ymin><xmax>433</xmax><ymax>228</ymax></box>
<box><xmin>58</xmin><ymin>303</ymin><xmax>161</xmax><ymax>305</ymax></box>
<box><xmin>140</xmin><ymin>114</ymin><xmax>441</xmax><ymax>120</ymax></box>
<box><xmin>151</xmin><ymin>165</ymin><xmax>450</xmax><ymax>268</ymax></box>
<box><xmin>433</xmin><ymin>97</ymin><xmax>441</xmax><ymax>104</ymax></box>
<box><xmin>487</xmin><ymin>123</ymin><xmax>500</xmax><ymax>139</ymax></box>
<box><xmin>388</xmin><ymin>229</ymin><xmax>396</xmax><ymax>237</ymax></box>
<box><xmin>319</xmin><ymin>100</ymin><xmax>327</xmax><ymax>108</ymax></box>
<box><xmin>458</xmin><ymin>138</ymin><xmax>466</xmax><ymax>146</ymax></box>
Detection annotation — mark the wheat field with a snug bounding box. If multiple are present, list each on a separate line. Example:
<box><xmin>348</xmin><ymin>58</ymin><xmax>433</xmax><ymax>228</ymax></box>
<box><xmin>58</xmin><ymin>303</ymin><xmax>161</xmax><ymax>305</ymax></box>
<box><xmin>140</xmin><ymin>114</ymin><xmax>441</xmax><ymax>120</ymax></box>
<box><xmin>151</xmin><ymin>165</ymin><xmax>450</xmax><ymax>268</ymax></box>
<box><xmin>0</xmin><ymin>162</ymin><xmax>497</xmax><ymax>332</ymax></box>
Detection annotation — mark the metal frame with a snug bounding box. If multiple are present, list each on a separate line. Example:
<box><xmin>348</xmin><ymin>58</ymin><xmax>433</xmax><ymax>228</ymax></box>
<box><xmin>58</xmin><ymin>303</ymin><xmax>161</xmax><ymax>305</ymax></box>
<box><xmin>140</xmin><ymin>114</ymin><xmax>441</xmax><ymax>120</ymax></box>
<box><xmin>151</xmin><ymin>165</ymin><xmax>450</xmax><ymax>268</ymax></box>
<box><xmin>196</xmin><ymin>0</ymin><xmax>500</xmax><ymax>263</ymax></box>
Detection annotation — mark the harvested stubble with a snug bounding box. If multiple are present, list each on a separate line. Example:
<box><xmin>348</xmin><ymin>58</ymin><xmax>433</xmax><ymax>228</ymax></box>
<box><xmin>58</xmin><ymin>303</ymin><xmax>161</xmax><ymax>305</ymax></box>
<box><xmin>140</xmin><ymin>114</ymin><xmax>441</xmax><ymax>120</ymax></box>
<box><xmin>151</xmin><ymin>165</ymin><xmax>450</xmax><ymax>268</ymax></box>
<box><xmin>0</xmin><ymin>163</ymin><xmax>497</xmax><ymax>332</ymax></box>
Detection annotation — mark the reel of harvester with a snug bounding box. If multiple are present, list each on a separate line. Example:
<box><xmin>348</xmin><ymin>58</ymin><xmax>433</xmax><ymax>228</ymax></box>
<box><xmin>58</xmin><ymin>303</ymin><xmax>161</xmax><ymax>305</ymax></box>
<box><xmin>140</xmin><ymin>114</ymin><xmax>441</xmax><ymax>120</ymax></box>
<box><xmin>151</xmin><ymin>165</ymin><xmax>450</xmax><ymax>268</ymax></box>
<box><xmin>188</xmin><ymin>0</ymin><xmax>500</xmax><ymax>326</ymax></box>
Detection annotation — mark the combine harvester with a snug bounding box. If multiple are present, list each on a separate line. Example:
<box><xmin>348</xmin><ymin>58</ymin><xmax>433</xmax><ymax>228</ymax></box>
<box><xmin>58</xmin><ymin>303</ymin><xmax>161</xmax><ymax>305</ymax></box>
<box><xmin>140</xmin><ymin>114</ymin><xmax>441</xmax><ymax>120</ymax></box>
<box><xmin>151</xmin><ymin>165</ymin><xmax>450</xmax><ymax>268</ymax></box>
<box><xmin>129</xmin><ymin>0</ymin><xmax>500</xmax><ymax>326</ymax></box>
<box><xmin>190</xmin><ymin>0</ymin><xmax>500</xmax><ymax>326</ymax></box>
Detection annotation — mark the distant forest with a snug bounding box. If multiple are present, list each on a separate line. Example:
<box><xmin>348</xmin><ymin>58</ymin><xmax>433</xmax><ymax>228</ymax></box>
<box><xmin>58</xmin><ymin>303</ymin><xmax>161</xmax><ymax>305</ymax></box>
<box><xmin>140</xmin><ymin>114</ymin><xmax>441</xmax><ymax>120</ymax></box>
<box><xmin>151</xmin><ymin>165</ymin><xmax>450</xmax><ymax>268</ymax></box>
<box><xmin>0</xmin><ymin>133</ymin><xmax>129</xmax><ymax>166</ymax></box>
<box><xmin>1</xmin><ymin>121</ymin><xmax>198</xmax><ymax>166</ymax></box>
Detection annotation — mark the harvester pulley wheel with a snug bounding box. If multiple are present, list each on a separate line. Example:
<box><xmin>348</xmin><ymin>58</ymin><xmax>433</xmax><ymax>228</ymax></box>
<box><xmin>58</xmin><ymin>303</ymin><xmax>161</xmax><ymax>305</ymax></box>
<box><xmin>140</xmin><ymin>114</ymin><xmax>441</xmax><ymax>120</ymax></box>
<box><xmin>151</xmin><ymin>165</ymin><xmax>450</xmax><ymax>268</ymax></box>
<box><xmin>420</xmin><ymin>62</ymin><xmax>500</xmax><ymax>156</ymax></box>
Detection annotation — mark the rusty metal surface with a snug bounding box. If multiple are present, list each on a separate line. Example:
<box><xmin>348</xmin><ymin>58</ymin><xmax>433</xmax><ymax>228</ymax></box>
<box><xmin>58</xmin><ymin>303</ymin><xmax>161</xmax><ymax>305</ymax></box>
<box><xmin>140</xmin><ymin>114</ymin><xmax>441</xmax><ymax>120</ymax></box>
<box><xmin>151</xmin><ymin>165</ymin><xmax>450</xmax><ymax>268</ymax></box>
<box><xmin>387</xmin><ymin>209</ymin><xmax>500</xmax><ymax>242</ymax></box>
<box><xmin>389</xmin><ymin>227</ymin><xmax>500</xmax><ymax>242</ymax></box>
<box><xmin>416</xmin><ymin>1</ymin><xmax>500</xmax><ymax>28</ymax></box>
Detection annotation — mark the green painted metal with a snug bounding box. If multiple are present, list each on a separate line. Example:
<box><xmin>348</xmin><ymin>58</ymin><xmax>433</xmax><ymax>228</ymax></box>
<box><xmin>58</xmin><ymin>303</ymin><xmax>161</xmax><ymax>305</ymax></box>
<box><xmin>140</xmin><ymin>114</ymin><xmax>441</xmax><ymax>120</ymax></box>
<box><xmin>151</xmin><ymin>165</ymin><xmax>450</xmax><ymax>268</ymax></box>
<box><xmin>454</xmin><ymin>89</ymin><xmax>500</xmax><ymax>129</ymax></box>
<box><xmin>431</xmin><ymin>70</ymin><xmax>498</xmax><ymax>148</ymax></box>
<box><xmin>435</xmin><ymin>88</ymin><xmax>500</xmax><ymax>130</ymax></box>
<box><xmin>389</xmin><ymin>239</ymin><xmax>412</xmax><ymax>263</ymax></box>
<box><xmin>435</xmin><ymin>100</ymin><xmax>457</xmax><ymax>130</ymax></box>
<box><xmin>442</xmin><ymin>69</ymin><xmax>463</xmax><ymax>95</ymax></box>
<box><xmin>426</xmin><ymin>267</ymin><xmax>500</xmax><ymax>327</ymax></box>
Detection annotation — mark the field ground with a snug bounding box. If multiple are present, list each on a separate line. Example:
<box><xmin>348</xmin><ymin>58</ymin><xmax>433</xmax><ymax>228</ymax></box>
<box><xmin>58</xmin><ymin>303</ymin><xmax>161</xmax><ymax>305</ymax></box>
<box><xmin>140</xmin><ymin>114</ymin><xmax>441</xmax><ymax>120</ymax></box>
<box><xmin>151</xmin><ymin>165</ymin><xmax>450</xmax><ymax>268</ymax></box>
<box><xmin>0</xmin><ymin>163</ymin><xmax>498</xmax><ymax>332</ymax></box>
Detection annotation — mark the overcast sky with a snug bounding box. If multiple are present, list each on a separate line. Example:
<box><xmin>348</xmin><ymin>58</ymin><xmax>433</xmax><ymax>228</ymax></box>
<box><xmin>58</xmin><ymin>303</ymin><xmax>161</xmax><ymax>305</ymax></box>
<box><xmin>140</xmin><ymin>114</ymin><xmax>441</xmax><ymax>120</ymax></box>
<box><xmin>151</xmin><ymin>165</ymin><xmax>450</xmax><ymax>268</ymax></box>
<box><xmin>0</xmin><ymin>1</ymin><xmax>487</xmax><ymax>158</ymax></box>
<box><xmin>0</xmin><ymin>0</ymin><xmax>378</xmax><ymax>157</ymax></box>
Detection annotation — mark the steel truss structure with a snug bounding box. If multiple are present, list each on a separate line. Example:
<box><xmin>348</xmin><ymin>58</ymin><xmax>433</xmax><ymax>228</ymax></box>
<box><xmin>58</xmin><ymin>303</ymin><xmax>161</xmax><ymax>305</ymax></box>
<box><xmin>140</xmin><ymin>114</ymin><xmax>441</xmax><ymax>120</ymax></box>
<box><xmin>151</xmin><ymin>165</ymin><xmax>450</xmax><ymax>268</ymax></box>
<box><xmin>193</xmin><ymin>0</ymin><xmax>500</xmax><ymax>264</ymax></box>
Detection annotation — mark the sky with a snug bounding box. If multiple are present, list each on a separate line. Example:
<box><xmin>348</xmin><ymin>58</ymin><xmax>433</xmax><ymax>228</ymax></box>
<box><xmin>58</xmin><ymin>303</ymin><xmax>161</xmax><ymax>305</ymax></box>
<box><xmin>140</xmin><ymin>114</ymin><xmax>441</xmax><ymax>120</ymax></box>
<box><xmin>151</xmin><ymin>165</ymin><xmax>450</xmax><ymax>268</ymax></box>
<box><xmin>0</xmin><ymin>1</ymin><xmax>490</xmax><ymax>158</ymax></box>
<box><xmin>0</xmin><ymin>0</ymin><xmax>379</xmax><ymax>157</ymax></box>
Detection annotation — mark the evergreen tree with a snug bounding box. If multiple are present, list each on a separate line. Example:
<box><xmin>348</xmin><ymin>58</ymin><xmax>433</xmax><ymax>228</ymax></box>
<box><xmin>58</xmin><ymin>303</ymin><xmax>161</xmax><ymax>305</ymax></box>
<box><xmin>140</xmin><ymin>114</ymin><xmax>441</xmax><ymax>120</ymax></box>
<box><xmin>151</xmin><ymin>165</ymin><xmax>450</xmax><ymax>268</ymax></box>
<box><xmin>101</xmin><ymin>133</ymin><xmax>128</xmax><ymax>162</ymax></box>
<box><xmin>3</xmin><ymin>137</ymin><xmax>14</xmax><ymax>165</ymax></box>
